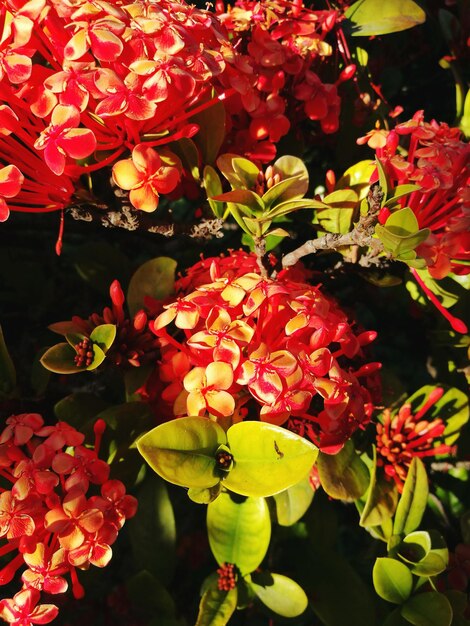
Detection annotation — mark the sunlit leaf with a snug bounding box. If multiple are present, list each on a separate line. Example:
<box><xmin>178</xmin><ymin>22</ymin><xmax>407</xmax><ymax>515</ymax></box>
<box><xmin>204</xmin><ymin>165</ymin><xmax>224</xmax><ymax>219</ymax></box>
<box><xmin>224</xmin><ymin>422</ymin><xmax>318</xmax><ymax>497</ymax></box>
<box><xmin>207</xmin><ymin>492</ymin><xmax>271</xmax><ymax>575</ymax></box>
<box><xmin>360</xmin><ymin>446</ymin><xmax>398</xmax><ymax>530</ymax></box>
<box><xmin>336</xmin><ymin>160</ymin><xmax>375</xmax><ymax>199</ymax></box>
<box><xmin>272</xmin><ymin>155</ymin><xmax>309</xmax><ymax>199</ymax></box>
<box><xmin>393</xmin><ymin>457</ymin><xmax>428</xmax><ymax>537</ymax></box>
<box><xmin>40</xmin><ymin>342</ymin><xmax>85</xmax><ymax>374</ymax></box>
<box><xmin>211</xmin><ymin>189</ymin><xmax>264</xmax><ymax>212</ymax></box>
<box><xmin>250</xmin><ymin>572</ymin><xmax>308</xmax><ymax>618</ymax></box>
<box><xmin>398</xmin><ymin>530</ymin><xmax>448</xmax><ymax>576</ymax></box>
<box><xmin>373</xmin><ymin>558</ymin><xmax>413</xmax><ymax>604</ymax></box>
<box><xmin>127</xmin><ymin>257</ymin><xmax>177</xmax><ymax>317</ymax></box>
<box><xmin>90</xmin><ymin>323</ymin><xmax>116</xmax><ymax>353</ymax></box>
<box><xmin>137</xmin><ymin>417</ymin><xmax>227</xmax><ymax>489</ymax></box>
<box><xmin>345</xmin><ymin>0</ymin><xmax>426</xmax><ymax>36</ymax></box>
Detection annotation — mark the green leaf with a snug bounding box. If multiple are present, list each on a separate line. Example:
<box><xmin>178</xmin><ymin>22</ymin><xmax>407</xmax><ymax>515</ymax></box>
<box><xmin>384</xmin><ymin>185</ymin><xmax>421</xmax><ymax>207</ymax></box>
<box><xmin>272</xmin><ymin>155</ymin><xmax>309</xmax><ymax>199</ymax></box>
<box><xmin>373</xmin><ymin>558</ymin><xmax>413</xmax><ymax>604</ymax></box>
<box><xmin>224</xmin><ymin>422</ymin><xmax>318</xmax><ymax>497</ymax></box>
<box><xmin>127</xmin><ymin>257</ymin><xmax>177</xmax><ymax>317</ymax></box>
<box><xmin>128</xmin><ymin>476</ymin><xmax>176</xmax><ymax>582</ymax></box>
<box><xmin>317</xmin><ymin>440</ymin><xmax>370</xmax><ymax>501</ymax></box>
<box><xmin>188</xmin><ymin>483</ymin><xmax>222</xmax><ymax>504</ymax></box>
<box><xmin>204</xmin><ymin>165</ymin><xmax>225</xmax><ymax>219</ymax></box>
<box><xmin>90</xmin><ymin>324</ymin><xmax>116</xmax><ymax>353</ymax></box>
<box><xmin>85</xmin><ymin>343</ymin><xmax>106</xmax><ymax>371</ymax></box>
<box><xmin>398</xmin><ymin>530</ymin><xmax>448</xmax><ymax>576</ymax></box>
<box><xmin>385</xmin><ymin>207</ymin><xmax>420</xmax><ymax>236</ymax></box>
<box><xmin>40</xmin><ymin>342</ymin><xmax>85</xmax><ymax>374</ymax></box>
<box><xmin>360</xmin><ymin>447</ymin><xmax>398</xmax><ymax>529</ymax></box>
<box><xmin>190</xmin><ymin>95</ymin><xmax>226</xmax><ymax>164</ymax></box>
<box><xmin>265</xmin><ymin>197</ymin><xmax>326</xmax><ymax>219</ymax></box>
<box><xmin>126</xmin><ymin>570</ymin><xmax>177</xmax><ymax>621</ymax></box>
<box><xmin>336</xmin><ymin>160</ymin><xmax>375</xmax><ymax>199</ymax></box>
<box><xmin>207</xmin><ymin>492</ymin><xmax>271</xmax><ymax>575</ymax></box>
<box><xmin>0</xmin><ymin>324</ymin><xmax>16</xmax><ymax>396</ymax></box>
<box><xmin>375</xmin><ymin>158</ymin><xmax>389</xmax><ymax>203</ymax></box>
<box><xmin>211</xmin><ymin>189</ymin><xmax>264</xmax><ymax>212</ymax></box>
<box><xmin>196</xmin><ymin>585</ymin><xmax>237</xmax><ymax>626</ymax></box>
<box><xmin>345</xmin><ymin>0</ymin><xmax>426</xmax><ymax>36</ymax></box>
<box><xmin>261</xmin><ymin>175</ymin><xmax>303</xmax><ymax>209</ymax></box>
<box><xmin>232</xmin><ymin>157</ymin><xmax>261</xmax><ymax>190</ymax></box>
<box><xmin>393</xmin><ymin>457</ymin><xmax>428</xmax><ymax>537</ymax></box>
<box><xmin>401</xmin><ymin>592</ymin><xmax>452</xmax><ymax>626</ymax></box>
<box><xmin>273</xmin><ymin>474</ymin><xmax>315</xmax><ymax>526</ymax></box>
<box><xmin>317</xmin><ymin>207</ymin><xmax>355</xmax><ymax>234</ymax></box>
<box><xmin>137</xmin><ymin>417</ymin><xmax>227</xmax><ymax>489</ymax></box>
<box><xmin>170</xmin><ymin>137</ymin><xmax>200</xmax><ymax>180</ymax></box>
<box><xmin>54</xmin><ymin>392</ymin><xmax>108</xmax><ymax>426</ymax></box>
<box><xmin>250</xmin><ymin>572</ymin><xmax>308</xmax><ymax>618</ymax></box>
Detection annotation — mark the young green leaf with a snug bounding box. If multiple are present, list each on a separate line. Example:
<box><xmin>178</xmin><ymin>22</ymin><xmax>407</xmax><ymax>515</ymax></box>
<box><xmin>393</xmin><ymin>457</ymin><xmax>428</xmax><ymax>537</ymax></box>
<box><xmin>137</xmin><ymin>417</ymin><xmax>227</xmax><ymax>489</ymax></box>
<box><xmin>90</xmin><ymin>323</ymin><xmax>116</xmax><ymax>353</ymax></box>
<box><xmin>273</xmin><ymin>474</ymin><xmax>315</xmax><ymax>526</ymax></box>
<box><xmin>207</xmin><ymin>492</ymin><xmax>271</xmax><ymax>575</ymax></box>
<box><xmin>250</xmin><ymin>572</ymin><xmax>308</xmax><ymax>618</ymax></box>
<box><xmin>196</xmin><ymin>585</ymin><xmax>237</xmax><ymax>626</ymax></box>
<box><xmin>373</xmin><ymin>558</ymin><xmax>413</xmax><ymax>604</ymax></box>
<box><xmin>345</xmin><ymin>0</ymin><xmax>426</xmax><ymax>36</ymax></box>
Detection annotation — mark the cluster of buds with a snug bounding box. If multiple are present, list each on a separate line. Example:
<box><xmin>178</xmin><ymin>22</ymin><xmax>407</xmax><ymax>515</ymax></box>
<box><xmin>52</xmin><ymin>279</ymin><xmax>159</xmax><ymax>369</ymax></box>
<box><xmin>153</xmin><ymin>251</ymin><xmax>379</xmax><ymax>451</ymax></box>
<box><xmin>216</xmin><ymin>562</ymin><xmax>237</xmax><ymax>591</ymax></box>
<box><xmin>215</xmin><ymin>0</ymin><xmax>352</xmax><ymax>161</ymax></box>
<box><xmin>360</xmin><ymin>111</ymin><xmax>470</xmax><ymax>280</ymax></box>
<box><xmin>376</xmin><ymin>387</ymin><xmax>453</xmax><ymax>492</ymax></box>
<box><xmin>0</xmin><ymin>413</ymin><xmax>137</xmax><ymax>626</ymax></box>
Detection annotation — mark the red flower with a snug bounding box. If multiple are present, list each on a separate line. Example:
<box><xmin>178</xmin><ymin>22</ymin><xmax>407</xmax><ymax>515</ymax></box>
<box><xmin>376</xmin><ymin>387</ymin><xmax>453</xmax><ymax>492</ymax></box>
<box><xmin>33</xmin><ymin>105</ymin><xmax>96</xmax><ymax>176</ymax></box>
<box><xmin>0</xmin><ymin>589</ymin><xmax>58</xmax><ymax>626</ymax></box>
<box><xmin>0</xmin><ymin>165</ymin><xmax>23</xmax><ymax>222</ymax></box>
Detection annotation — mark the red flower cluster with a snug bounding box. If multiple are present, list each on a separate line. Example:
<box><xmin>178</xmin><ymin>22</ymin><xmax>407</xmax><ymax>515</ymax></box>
<box><xmin>216</xmin><ymin>0</ymin><xmax>351</xmax><ymax>161</ymax></box>
<box><xmin>376</xmin><ymin>387</ymin><xmax>453</xmax><ymax>492</ymax></box>
<box><xmin>365</xmin><ymin>111</ymin><xmax>470</xmax><ymax>280</ymax></box>
<box><xmin>0</xmin><ymin>413</ymin><xmax>137</xmax><ymax>626</ymax></box>
<box><xmin>0</xmin><ymin>0</ymin><xmax>229</xmax><ymax>218</ymax></box>
<box><xmin>152</xmin><ymin>252</ymin><xmax>379</xmax><ymax>451</ymax></box>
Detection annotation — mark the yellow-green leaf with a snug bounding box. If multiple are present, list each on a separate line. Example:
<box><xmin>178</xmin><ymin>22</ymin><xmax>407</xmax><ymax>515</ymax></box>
<box><xmin>224</xmin><ymin>422</ymin><xmax>318</xmax><ymax>497</ymax></box>
<box><xmin>317</xmin><ymin>440</ymin><xmax>370</xmax><ymax>501</ymax></box>
<box><xmin>196</xmin><ymin>586</ymin><xmax>237</xmax><ymax>626</ymax></box>
<box><xmin>273</xmin><ymin>474</ymin><xmax>315</xmax><ymax>526</ymax></box>
<box><xmin>207</xmin><ymin>492</ymin><xmax>271</xmax><ymax>575</ymax></box>
<box><xmin>393</xmin><ymin>457</ymin><xmax>428</xmax><ymax>537</ymax></box>
<box><xmin>345</xmin><ymin>0</ymin><xmax>426</xmax><ymax>36</ymax></box>
<box><xmin>127</xmin><ymin>257</ymin><xmax>177</xmax><ymax>317</ymax></box>
<box><xmin>373</xmin><ymin>558</ymin><xmax>413</xmax><ymax>604</ymax></box>
<box><xmin>137</xmin><ymin>417</ymin><xmax>227</xmax><ymax>489</ymax></box>
<box><xmin>250</xmin><ymin>572</ymin><xmax>308</xmax><ymax>618</ymax></box>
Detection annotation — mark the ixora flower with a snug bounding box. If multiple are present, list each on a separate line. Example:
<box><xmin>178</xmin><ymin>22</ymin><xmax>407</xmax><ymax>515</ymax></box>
<box><xmin>153</xmin><ymin>252</ymin><xmax>379</xmax><ymax>451</ymax></box>
<box><xmin>0</xmin><ymin>414</ymin><xmax>137</xmax><ymax>623</ymax></box>
<box><xmin>376</xmin><ymin>387</ymin><xmax>453</xmax><ymax>492</ymax></box>
<box><xmin>112</xmin><ymin>144</ymin><xmax>182</xmax><ymax>212</ymax></box>
<box><xmin>365</xmin><ymin>111</ymin><xmax>470</xmax><ymax>280</ymax></box>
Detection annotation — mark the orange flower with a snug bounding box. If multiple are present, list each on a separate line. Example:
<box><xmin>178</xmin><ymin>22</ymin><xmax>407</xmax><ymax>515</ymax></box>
<box><xmin>112</xmin><ymin>144</ymin><xmax>181</xmax><ymax>212</ymax></box>
<box><xmin>183</xmin><ymin>362</ymin><xmax>235</xmax><ymax>418</ymax></box>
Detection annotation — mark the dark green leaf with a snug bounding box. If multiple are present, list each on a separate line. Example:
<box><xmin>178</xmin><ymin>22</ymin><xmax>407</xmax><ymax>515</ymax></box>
<box><xmin>127</xmin><ymin>257</ymin><xmax>177</xmax><ymax>317</ymax></box>
<box><xmin>170</xmin><ymin>137</ymin><xmax>200</xmax><ymax>180</ymax></box>
<box><xmin>126</xmin><ymin>570</ymin><xmax>177</xmax><ymax>620</ymax></box>
<box><xmin>40</xmin><ymin>342</ymin><xmax>85</xmax><ymax>374</ymax></box>
<box><xmin>373</xmin><ymin>558</ymin><xmax>413</xmax><ymax>604</ymax></box>
<box><xmin>204</xmin><ymin>165</ymin><xmax>225</xmax><ymax>219</ymax></box>
<box><xmin>317</xmin><ymin>440</ymin><xmax>370</xmax><ymax>501</ymax></box>
<box><xmin>191</xmin><ymin>95</ymin><xmax>226</xmax><ymax>164</ymax></box>
<box><xmin>360</xmin><ymin>446</ymin><xmax>398</xmax><ymax>530</ymax></box>
<box><xmin>128</xmin><ymin>475</ymin><xmax>176</xmax><ymax>582</ymax></box>
<box><xmin>207</xmin><ymin>492</ymin><xmax>271</xmax><ymax>575</ymax></box>
<box><xmin>401</xmin><ymin>592</ymin><xmax>452</xmax><ymax>626</ymax></box>
<box><xmin>0</xmin><ymin>324</ymin><xmax>16</xmax><ymax>396</ymax></box>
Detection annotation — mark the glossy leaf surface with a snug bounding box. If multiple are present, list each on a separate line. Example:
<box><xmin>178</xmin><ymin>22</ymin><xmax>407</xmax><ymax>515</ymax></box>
<box><xmin>317</xmin><ymin>440</ymin><xmax>369</xmax><ymax>501</ymax></box>
<box><xmin>373</xmin><ymin>557</ymin><xmax>413</xmax><ymax>604</ymax></box>
<box><xmin>250</xmin><ymin>572</ymin><xmax>308</xmax><ymax>618</ymax></box>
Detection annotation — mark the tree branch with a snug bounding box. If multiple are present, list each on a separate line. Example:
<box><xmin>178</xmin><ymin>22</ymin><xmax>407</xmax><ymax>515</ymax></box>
<box><xmin>281</xmin><ymin>184</ymin><xmax>385</xmax><ymax>269</ymax></box>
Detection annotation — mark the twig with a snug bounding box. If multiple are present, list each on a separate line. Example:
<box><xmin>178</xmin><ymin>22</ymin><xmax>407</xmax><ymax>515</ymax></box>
<box><xmin>281</xmin><ymin>184</ymin><xmax>385</xmax><ymax>269</ymax></box>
